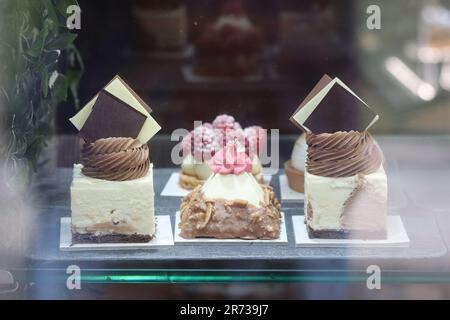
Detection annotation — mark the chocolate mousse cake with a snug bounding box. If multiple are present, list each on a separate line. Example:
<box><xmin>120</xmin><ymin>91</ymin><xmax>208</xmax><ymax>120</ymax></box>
<box><xmin>71</xmin><ymin>138</ymin><xmax>154</xmax><ymax>243</ymax></box>
<box><xmin>179</xmin><ymin>142</ymin><xmax>281</xmax><ymax>239</ymax></box>
<box><xmin>179</xmin><ymin>114</ymin><xmax>264</xmax><ymax>190</ymax></box>
<box><xmin>69</xmin><ymin>76</ymin><xmax>161</xmax><ymax>243</ymax></box>
<box><xmin>304</xmin><ymin>131</ymin><xmax>387</xmax><ymax>239</ymax></box>
<box><xmin>290</xmin><ymin>75</ymin><xmax>387</xmax><ymax>240</ymax></box>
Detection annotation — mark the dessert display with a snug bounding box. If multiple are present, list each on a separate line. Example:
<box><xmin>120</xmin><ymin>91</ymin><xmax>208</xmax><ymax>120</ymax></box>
<box><xmin>290</xmin><ymin>74</ymin><xmax>387</xmax><ymax>240</ymax></box>
<box><xmin>194</xmin><ymin>0</ymin><xmax>263</xmax><ymax>77</ymax></box>
<box><xmin>277</xmin><ymin>6</ymin><xmax>339</xmax><ymax>76</ymax></box>
<box><xmin>132</xmin><ymin>0</ymin><xmax>187</xmax><ymax>51</ymax></box>
<box><xmin>69</xmin><ymin>76</ymin><xmax>161</xmax><ymax>243</ymax></box>
<box><xmin>179</xmin><ymin>114</ymin><xmax>265</xmax><ymax>190</ymax></box>
<box><xmin>420</xmin><ymin>5</ymin><xmax>450</xmax><ymax>50</ymax></box>
<box><xmin>284</xmin><ymin>133</ymin><xmax>307</xmax><ymax>193</ymax></box>
<box><xmin>425</xmin><ymin>25</ymin><xmax>450</xmax><ymax>50</ymax></box>
<box><xmin>179</xmin><ymin>142</ymin><xmax>281</xmax><ymax>239</ymax></box>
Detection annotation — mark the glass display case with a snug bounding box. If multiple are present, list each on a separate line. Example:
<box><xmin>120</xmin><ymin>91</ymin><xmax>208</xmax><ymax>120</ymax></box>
<box><xmin>1</xmin><ymin>0</ymin><xmax>450</xmax><ymax>300</ymax></box>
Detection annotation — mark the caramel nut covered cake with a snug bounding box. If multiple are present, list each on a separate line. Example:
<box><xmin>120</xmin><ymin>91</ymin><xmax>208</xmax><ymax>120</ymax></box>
<box><xmin>179</xmin><ymin>142</ymin><xmax>281</xmax><ymax>240</ymax></box>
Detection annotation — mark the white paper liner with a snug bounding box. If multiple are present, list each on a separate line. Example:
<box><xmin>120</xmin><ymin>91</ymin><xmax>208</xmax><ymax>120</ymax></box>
<box><xmin>60</xmin><ymin>215</ymin><xmax>174</xmax><ymax>251</ymax></box>
<box><xmin>279</xmin><ymin>174</ymin><xmax>305</xmax><ymax>201</ymax></box>
<box><xmin>292</xmin><ymin>215</ymin><xmax>410</xmax><ymax>248</ymax></box>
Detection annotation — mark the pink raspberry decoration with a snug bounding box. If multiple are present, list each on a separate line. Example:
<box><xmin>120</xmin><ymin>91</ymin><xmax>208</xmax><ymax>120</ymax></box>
<box><xmin>210</xmin><ymin>142</ymin><xmax>252</xmax><ymax>175</ymax></box>
<box><xmin>181</xmin><ymin>132</ymin><xmax>193</xmax><ymax>157</ymax></box>
<box><xmin>212</xmin><ymin>114</ymin><xmax>242</xmax><ymax>132</ymax></box>
<box><xmin>181</xmin><ymin>118</ymin><xmax>267</xmax><ymax>162</ymax></box>
<box><xmin>218</xmin><ymin>128</ymin><xmax>246</xmax><ymax>149</ymax></box>
<box><xmin>184</xmin><ymin>125</ymin><xmax>221</xmax><ymax>162</ymax></box>
<box><xmin>244</xmin><ymin>126</ymin><xmax>267</xmax><ymax>157</ymax></box>
<box><xmin>202</xmin><ymin>122</ymin><xmax>213</xmax><ymax>129</ymax></box>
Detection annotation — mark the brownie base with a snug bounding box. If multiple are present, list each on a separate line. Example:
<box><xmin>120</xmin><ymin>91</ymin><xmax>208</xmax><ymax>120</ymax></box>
<box><xmin>72</xmin><ymin>233</ymin><xmax>153</xmax><ymax>244</ymax></box>
<box><xmin>307</xmin><ymin>225</ymin><xmax>387</xmax><ymax>240</ymax></box>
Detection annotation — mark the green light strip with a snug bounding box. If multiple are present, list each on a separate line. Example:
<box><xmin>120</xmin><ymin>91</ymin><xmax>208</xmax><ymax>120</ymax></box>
<box><xmin>79</xmin><ymin>273</ymin><xmax>450</xmax><ymax>284</ymax></box>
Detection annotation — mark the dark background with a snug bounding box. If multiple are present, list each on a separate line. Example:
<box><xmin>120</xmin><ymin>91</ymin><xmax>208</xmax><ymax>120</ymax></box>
<box><xmin>55</xmin><ymin>0</ymin><xmax>450</xmax><ymax>168</ymax></box>
<box><xmin>57</xmin><ymin>0</ymin><xmax>362</xmax><ymax>136</ymax></box>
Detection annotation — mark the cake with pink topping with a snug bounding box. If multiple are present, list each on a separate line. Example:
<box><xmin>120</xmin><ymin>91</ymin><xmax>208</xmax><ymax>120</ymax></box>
<box><xmin>179</xmin><ymin>114</ymin><xmax>265</xmax><ymax>190</ymax></box>
<box><xmin>194</xmin><ymin>0</ymin><xmax>263</xmax><ymax>77</ymax></box>
<box><xmin>179</xmin><ymin>142</ymin><xmax>281</xmax><ymax>239</ymax></box>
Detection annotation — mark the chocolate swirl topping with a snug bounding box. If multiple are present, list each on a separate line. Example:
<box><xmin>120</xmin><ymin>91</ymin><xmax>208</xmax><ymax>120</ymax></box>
<box><xmin>81</xmin><ymin>137</ymin><xmax>150</xmax><ymax>181</ymax></box>
<box><xmin>306</xmin><ymin>131</ymin><xmax>382</xmax><ymax>177</ymax></box>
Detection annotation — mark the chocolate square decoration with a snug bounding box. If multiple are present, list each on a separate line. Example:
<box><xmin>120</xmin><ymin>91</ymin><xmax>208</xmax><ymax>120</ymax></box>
<box><xmin>303</xmin><ymin>84</ymin><xmax>378</xmax><ymax>134</ymax></box>
<box><xmin>289</xmin><ymin>74</ymin><xmax>333</xmax><ymax>131</ymax></box>
<box><xmin>79</xmin><ymin>90</ymin><xmax>147</xmax><ymax>142</ymax></box>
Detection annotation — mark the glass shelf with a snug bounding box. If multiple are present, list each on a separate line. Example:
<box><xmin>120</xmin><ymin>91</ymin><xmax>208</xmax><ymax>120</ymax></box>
<box><xmin>25</xmin><ymin>135</ymin><xmax>450</xmax><ymax>285</ymax></box>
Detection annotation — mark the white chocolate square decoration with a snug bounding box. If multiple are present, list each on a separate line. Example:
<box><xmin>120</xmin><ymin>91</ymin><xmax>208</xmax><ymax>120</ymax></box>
<box><xmin>69</xmin><ymin>75</ymin><xmax>161</xmax><ymax>143</ymax></box>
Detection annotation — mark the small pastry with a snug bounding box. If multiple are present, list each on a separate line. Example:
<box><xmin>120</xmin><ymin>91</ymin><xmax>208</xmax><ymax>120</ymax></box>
<box><xmin>179</xmin><ymin>114</ymin><xmax>264</xmax><ymax>190</ymax></box>
<box><xmin>284</xmin><ymin>133</ymin><xmax>307</xmax><ymax>193</ymax></box>
<box><xmin>179</xmin><ymin>142</ymin><xmax>281</xmax><ymax>239</ymax></box>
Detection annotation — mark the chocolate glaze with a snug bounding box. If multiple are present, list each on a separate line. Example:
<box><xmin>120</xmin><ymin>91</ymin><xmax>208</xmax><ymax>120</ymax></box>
<box><xmin>81</xmin><ymin>137</ymin><xmax>149</xmax><ymax>181</ymax></box>
<box><xmin>306</xmin><ymin>130</ymin><xmax>382</xmax><ymax>177</ymax></box>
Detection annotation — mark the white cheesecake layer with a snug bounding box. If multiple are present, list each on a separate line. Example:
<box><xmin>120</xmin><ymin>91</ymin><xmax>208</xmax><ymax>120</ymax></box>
<box><xmin>70</xmin><ymin>164</ymin><xmax>155</xmax><ymax>236</ymax></box>
<box><xmin>305</xmin><ymin>166</ymin><xmax>387</xmax><ymax>231</ymax></box>
<box><xmin>181</xmin><ymin>154</ymin><xmax>197</xmax><ymax>176</ymax></box>
<box><xmin>202</xmin><ymin>172</ymin><xmax>264</xmax><ymax>207</ymax></box>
